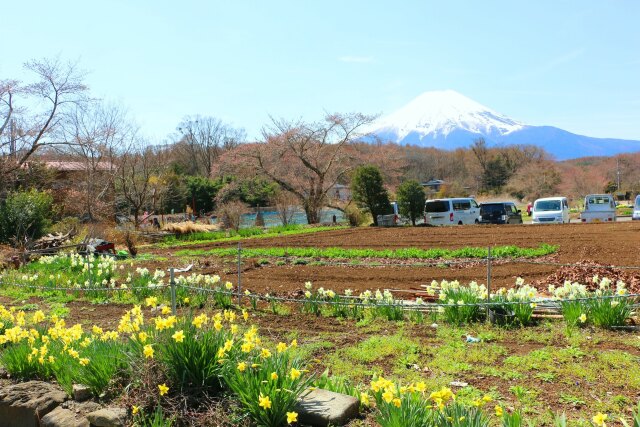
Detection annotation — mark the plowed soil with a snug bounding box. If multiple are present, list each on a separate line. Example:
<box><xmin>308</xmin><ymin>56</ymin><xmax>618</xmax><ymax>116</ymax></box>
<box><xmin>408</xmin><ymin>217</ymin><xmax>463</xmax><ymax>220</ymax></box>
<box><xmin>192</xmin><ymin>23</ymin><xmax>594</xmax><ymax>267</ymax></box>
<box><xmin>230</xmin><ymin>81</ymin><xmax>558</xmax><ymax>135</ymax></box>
<box><xmin>149</xmin><ymin>222</ymin><xmax>640</xmax><ymax>296</ymax></box>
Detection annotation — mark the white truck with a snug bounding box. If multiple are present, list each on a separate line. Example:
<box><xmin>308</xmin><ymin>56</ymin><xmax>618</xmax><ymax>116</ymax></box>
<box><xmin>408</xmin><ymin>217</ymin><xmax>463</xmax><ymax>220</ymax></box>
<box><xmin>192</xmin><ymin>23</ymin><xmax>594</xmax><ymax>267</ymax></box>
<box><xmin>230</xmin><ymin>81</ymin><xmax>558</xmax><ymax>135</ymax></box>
<box><xmin>580</xmin><ymin>194</ymin><xmax>616</xmax><ymax>223</ymax></box>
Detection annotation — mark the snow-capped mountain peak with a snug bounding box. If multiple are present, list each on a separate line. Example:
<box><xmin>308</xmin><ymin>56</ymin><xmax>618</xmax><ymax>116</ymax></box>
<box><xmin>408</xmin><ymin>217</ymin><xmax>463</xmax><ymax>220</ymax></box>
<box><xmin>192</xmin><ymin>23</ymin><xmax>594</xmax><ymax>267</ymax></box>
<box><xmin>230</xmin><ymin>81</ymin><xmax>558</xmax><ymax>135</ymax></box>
<box><xmin>371</xmin><ymin>90</ymin><xmax>524</xmax><ymax>141</ymax></box>
<box><xmin>365</xmin><ymin>90</ymin><xmax>640</xmax><ymax>160</ymax></box>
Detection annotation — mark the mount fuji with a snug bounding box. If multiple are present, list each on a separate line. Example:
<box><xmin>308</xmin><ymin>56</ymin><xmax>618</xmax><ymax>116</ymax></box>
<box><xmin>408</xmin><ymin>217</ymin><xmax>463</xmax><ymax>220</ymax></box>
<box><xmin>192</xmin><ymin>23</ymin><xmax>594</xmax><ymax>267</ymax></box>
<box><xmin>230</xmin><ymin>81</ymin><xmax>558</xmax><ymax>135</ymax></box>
<box><xmin>365</xmin><ymin>90</ymin><xmax>640</xmax><ymax>160</ymax></box>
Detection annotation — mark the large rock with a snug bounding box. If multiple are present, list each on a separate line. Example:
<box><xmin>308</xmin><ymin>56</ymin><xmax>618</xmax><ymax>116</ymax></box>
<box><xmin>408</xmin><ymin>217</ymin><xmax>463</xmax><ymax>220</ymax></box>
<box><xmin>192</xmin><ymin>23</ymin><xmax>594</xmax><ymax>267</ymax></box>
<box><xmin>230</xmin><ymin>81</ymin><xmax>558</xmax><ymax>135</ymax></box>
<box><xmin>72</xmin><ymin>384</ymin><xmax>92</xmax><ymax>402</ymax></box>
<box><xmin>41</xmin><ymin>407</ymin><xmax>89</xmax><ymax>427</ymax></box>
<box><xmin>86</xmin><ymin>407</ymin><xmax>128</xmax><ymax>427</ymax></box>
<box><xmin>0</xmin><ymin>381</ymin><xmax>67</xmax><ymax>427</ymax></box>
<box><xmin>294</xmin><ymin>388</ymin><xmax>359</xmax><ymax>427</ymax></box>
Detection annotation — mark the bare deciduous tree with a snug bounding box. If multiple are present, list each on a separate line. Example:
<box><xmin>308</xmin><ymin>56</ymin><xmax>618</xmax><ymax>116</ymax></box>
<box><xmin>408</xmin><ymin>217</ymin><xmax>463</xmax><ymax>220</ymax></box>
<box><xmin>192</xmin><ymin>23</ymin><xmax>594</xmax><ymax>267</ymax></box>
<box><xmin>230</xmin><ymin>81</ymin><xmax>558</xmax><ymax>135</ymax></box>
<box><xmin>245</xmin><ymin>112</ymin><xmax>374</xmax><ymax>224</ymax></box>
<box><xmin>116</xmin><ymin>143</ymin><xmax>157</xmax><ymax>227</ymax></box>
<box><xmin>175</xmin><ymin>116</ymin><xmax>245</xmax><ymax>177</ymax></box>
<box><xmin>0</xmin><ymin>58</ymin><xmax>88</xmax><ymax>191</ymax></box>
<box><xmin>58</xmin><ymin>102</ymin><xmax>136</xmax><ymax>220</ymax></box>
<box><xmin>270</xmin><ymin>190</ymin><xmax>298</xmax><ymax>226</ymax></box>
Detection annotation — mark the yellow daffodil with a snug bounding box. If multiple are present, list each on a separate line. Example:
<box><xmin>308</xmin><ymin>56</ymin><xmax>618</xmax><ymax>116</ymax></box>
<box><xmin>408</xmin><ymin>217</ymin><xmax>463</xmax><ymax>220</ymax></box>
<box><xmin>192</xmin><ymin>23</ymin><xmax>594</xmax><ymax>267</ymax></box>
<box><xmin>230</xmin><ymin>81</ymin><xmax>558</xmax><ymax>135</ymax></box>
<box><xmin>172</xmin><ymin>330</ymin><xmax>185</xmax><ymax>343</ymax></box>
<box><xmin>143</xmin><ymin>345</ymin><xmax>154</xmax><ymax>359</ymax></box>
<box><xmin>495</xmin><ymin>405</ymin><xmax>503</xmax><ymax>417</ymax></box>
<box><xmin>261</xmin><ymin>348</ymin><xmax>272</xmax><ymax>358</ymax></box>
<box><xmin>145</xmin><ymin>297</ymin><xmax>158</xmax><ymax>307</ymax></box>
<box><xmin>258</xmin><ymin>394</ymin><xmax>271</xmax><ymax>410</ymax></box>
<box><xmin>290</xmin><ymin>339</ymin><xmax>298</xmax><ymax>348</ymax></box>
<box><xmin>242</xmin><ymin>309</ymin><xmax>249</xmax><ymax>321</ymax></box>
<box><xmin>579</xmin><ymin>313</ymin><xmax>587</xmax><ymax>323</ymax></box>
<box><xmin>79</xmin><ymin>358</ymin><xmax>90</xmax><ymax>366</ymax></box>
<box><xmin>183</xmin><ymin>297</ymin><xmax>190</xmax><ymax>304</ymax></box>
<box><xmin>382</xmin><ymin>390</ymin><xmax>394</xmax><ymax>403</ymax></box>
<box><xmin>276</xmin><ymin>342</ymin><xmax>288</xmax><ymax>353</ymax></box>
<box><xmin>225</xmin><ymin>281</ymin><xmax>234</xmax><ymax>290</ymax></box>
<box><xmin>592</xmin><ymin>412</ymin><xmax>607</xmax><ymax>426</ymax></box>
<box><xmin>270</xmin><ymin>372</ymin><xmax>278</xmax><ymax>381</ymax></box>
<box><xmin>290</xmin><ymin>368</ymin><xmax>301</xmax><ymax>380</ymax></box>
<box><xmin>161</xmin><ymin>306</ymin><xmax>171</xmax><ymax>315</ymax></box>
<box><xmin>138</xmin><ymin>332</ymin><xmax>148</xmax><ymax>343</ymax></box>
<box><xmin>286</xmin><ymin>411</ymin><xmax>298</xmax><ymax>424</ymax></box>
<box><xmin>392</xmin><ymin>398</ymin><xmax>401</xmax><ymax>408</ymax></box>
<box><xmin>132</xmin><ymin>405</ymin><xmax>139</xmax><ymax>415</ymax></box>
<box><xmin>237</xmin><ymin>362</ymin><xmax>247</xmax><ymax>372</ymax></box>
<box><xmin>158</xmin><ymin>383</ymin><xmax>169</xmax><ymax>396</ymax></box>
<box><xmin>32</xmin><ymin>310</ymin><xmax>45</xmax><ymax>323</ymax></box>
<box><xmin>360</xmin><ymin>392</ymin><xmax>370</xmax><ymax>406</ymax></box>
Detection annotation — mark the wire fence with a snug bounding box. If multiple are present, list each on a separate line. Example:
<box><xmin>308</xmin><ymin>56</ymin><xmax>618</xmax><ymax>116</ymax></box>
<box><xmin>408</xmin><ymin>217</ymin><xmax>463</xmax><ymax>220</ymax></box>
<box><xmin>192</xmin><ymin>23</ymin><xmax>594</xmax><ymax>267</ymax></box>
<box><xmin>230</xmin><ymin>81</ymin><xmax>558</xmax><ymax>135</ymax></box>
<box><xmin>3</xmin><ymin>244</ymin><xmax>640</xmax><ymax>317</ymax></box>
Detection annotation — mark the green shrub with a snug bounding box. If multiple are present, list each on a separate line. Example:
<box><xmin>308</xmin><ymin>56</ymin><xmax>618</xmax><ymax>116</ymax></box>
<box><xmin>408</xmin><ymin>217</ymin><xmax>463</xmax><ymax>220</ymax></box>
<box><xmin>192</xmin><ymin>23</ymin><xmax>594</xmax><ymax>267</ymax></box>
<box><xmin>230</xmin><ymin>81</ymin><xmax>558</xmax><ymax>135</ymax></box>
<box><xmin>0</xmin><ymin>189</ymin><xmax>54</xmax><ymax>245</ymax></box>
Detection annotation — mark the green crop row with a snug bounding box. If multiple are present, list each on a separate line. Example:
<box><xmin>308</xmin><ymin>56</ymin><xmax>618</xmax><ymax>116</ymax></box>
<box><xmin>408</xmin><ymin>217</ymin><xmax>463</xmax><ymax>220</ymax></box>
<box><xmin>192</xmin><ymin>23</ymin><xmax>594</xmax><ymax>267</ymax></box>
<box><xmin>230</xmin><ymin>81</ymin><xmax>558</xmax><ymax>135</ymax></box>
<box><xmin>159</xmin><ymin>224</ymin><xmax>347</xmax><ymax>247</ymax></box>
<box><xmin>175</xmin><ymin>244</ymin><xmax>558</xmax><ymax>260</ymax></box>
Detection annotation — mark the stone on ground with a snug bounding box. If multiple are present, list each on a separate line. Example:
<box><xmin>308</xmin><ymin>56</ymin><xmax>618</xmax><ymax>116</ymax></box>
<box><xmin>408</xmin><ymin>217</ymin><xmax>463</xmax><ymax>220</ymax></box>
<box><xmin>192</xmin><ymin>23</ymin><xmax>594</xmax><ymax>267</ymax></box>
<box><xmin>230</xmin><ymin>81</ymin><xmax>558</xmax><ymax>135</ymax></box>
<box><xmin>41</xmin><ymin>406</ymin><xmax>90</xmax><ymax>427</ymax></box>
<box><xmin>72</xmin><ymin>384</ymin><xmax>92</xmax><ymax>402</ymax></box>
<box><xmin>0</xmin><ymin>380</ymin><xmax>67</xmax><ymax>427</ymax></box>
<box><xmin>294</xmin><ymin>388</ymin><xmax>359</xmax><ymax>427</ymax></box>
<box><xmin>86</xmin><ymin>407</ymin><xmax>128</xmax><ymax>427</ymax></box>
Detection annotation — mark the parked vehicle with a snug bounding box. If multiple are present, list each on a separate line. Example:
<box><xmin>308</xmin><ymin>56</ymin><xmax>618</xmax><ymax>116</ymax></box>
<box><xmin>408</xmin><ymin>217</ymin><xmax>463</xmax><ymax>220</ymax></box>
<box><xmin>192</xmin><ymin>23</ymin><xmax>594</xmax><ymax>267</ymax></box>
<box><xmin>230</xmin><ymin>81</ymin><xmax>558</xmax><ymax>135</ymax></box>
<box><xmin>424</xmin><ymin>198</ymin><xmax>480</xmax><ymax>226</ymax></box>
<box><xmin>377</xmin><ymin>202</ymin><xmax>401</xmax><ymax>226</ymax></box>
<box><xmin>531</xmin><ymin>197</ymin><xmax>570</xmax><ymax>224</ymax></box>
<box><xmin>633</xmin><ymin>195</ymin><xmax>640</xmax><ymax>221</ymax></box>
<box><xmin>580</xmin><ymin>194</ymin><xmax>616</xmax><ymax>223</ymax></box>
<box><xmin>479</xmin><ymin>202</ymin><xmax>523</xmax><ymax>224</ymax></box>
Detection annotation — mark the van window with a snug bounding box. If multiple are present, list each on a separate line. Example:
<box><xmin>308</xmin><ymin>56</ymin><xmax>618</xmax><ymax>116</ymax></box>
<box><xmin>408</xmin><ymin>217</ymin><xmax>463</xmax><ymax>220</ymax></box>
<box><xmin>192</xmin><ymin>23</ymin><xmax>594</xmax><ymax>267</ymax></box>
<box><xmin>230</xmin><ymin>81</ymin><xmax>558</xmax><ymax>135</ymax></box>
<box><xmin>452</xmin><ymin>200</ymin><xmax>471</xmax><ymax>211</ymax></box>
<box><xmin>635</xmin><ymin>196</ymin><xmax>640</xmax><ymax>208</ymax></box>
<box><xmin>425</xmin><ymin>201</ymin><xmax>449</xmax><ymax>213</ymax></box>
<box><xmin>563</xmin><ymin>199</ymin><xmax>568</xmax><ymax>208</ymax></box>
<box><xmin>480</xmin><ymin>204</ymin><xmax>503</xmax><ymax>214</ymax></box>
<box><xmin>587</xmin><ymin>196</ymin><xmax>611</xmax><ymax>205</ymax></box>
<box><xmin>535</xmin><ymin>200</ymin><xmax>560</xmax><ymax>211</ymax></box>
<box><xmin>509</xmin><ymin>204</ymin><xmax>518</xmax><ymax>214</ymax></box>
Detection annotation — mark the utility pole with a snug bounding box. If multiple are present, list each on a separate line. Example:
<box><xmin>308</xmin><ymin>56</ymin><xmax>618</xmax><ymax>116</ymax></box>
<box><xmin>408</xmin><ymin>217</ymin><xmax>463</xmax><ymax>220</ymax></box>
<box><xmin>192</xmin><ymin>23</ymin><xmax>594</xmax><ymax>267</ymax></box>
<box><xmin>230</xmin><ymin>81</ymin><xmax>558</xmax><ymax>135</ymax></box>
<box><xmin>616</xmin><ymin>157</ymin><xmax>621</xmax><ymax>192</ymax></box>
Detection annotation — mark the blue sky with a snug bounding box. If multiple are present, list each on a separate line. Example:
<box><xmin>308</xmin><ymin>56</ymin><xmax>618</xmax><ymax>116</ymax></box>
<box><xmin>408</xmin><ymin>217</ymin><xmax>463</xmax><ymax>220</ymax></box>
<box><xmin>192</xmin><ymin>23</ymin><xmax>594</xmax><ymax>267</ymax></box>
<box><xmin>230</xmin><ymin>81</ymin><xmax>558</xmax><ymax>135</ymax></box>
<box><xmin>2</xmin><ymin>1</ymin><xmax>639</xmax><ymax>142</ymax></box>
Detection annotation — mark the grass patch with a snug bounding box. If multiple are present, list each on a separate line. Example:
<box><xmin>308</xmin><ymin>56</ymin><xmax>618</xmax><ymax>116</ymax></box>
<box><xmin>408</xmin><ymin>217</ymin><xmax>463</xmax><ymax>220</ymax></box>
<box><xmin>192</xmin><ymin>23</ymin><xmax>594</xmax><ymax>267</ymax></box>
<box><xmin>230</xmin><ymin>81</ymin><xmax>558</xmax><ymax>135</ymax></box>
<box><xmin>157</xmin><ymin>225</ymin><xmax>347</xmax><ymax>247</ymax></box>
<box><xmin>176</xmin><ymin>244</ymin><xmax>558</xmax><ymax>259</ymax></box>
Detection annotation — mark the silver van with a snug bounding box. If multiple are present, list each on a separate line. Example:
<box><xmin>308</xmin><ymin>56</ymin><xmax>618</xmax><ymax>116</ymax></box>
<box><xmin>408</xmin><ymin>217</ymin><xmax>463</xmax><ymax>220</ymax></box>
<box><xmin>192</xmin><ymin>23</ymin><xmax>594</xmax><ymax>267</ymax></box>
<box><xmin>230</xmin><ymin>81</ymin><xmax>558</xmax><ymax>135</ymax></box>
<box><xmin>424</xmin><ymin>198</ymin><xmax>480</xmax><ymax>226</ymax></box>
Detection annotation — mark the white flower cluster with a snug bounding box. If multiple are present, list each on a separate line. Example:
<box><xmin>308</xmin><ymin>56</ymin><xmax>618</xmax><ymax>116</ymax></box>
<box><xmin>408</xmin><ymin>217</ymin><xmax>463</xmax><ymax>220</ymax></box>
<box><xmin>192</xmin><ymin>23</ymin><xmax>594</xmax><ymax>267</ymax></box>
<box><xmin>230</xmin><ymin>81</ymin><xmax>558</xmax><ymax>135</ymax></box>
<box><xmin>426</xmin><ymin>280</ymin><xmax>488</xmax><ymax>301</ymax></box>
<box><xmin>174</xmin><ymin>273</ymin><xmax>221</xmax><ymax>288</ymax></box>
<box><xmin>550</xmin><ymin>277</ymin><xmax>627</xmax><ymax>300</ymax></box>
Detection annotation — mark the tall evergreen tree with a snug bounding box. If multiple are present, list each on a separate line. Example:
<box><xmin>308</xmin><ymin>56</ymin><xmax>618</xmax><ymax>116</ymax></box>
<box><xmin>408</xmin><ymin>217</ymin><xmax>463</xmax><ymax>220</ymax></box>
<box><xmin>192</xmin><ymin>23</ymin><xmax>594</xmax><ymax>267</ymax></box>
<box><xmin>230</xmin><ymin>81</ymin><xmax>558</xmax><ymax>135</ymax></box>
<box><xmin>351</xmin><ymin>165</ymin><xmax>392</xmax><ymax>226</ymax></box>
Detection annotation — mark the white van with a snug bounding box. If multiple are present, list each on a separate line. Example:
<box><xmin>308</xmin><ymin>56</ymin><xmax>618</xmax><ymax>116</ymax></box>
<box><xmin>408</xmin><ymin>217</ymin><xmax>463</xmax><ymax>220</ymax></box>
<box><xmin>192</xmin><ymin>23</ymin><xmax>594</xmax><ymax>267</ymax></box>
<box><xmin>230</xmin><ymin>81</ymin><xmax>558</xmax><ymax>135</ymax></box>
<box><xmin>633</xmin><ymin>195</ymin><xmax>640</xmax><ymax>221</ymax></box>
<box><xmin>424</xmin><ymin>198</ymin><xmax>480</xmax><ymax>226</ymax></box>
<box><xmin>531</xmin><ymin>197</ymin><xmax>570</xmax><ymax>224</ymax></box>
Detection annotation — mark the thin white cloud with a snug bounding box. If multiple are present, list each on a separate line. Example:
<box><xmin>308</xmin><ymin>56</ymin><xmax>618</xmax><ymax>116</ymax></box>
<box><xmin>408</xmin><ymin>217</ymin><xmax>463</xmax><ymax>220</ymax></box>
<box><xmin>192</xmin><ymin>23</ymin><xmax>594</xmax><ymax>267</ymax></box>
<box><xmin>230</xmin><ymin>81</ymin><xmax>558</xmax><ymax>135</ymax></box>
<box><xmin>511</xmin><ymin>48</ymin><xmax>586</xmax><ymax>81</ymax></box>
<box><xmin>339</xmin><ymin>56</ymin><xmax>374</xmax><ymax>63</ymax></box>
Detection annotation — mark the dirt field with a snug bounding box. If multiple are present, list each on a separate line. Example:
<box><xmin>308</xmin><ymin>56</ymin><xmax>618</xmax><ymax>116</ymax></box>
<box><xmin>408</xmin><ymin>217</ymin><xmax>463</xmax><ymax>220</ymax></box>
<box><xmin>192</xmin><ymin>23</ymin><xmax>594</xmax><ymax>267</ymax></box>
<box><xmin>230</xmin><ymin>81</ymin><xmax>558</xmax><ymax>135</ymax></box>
<box><xmin>147</xmin><ymin>222</ymin><xmax>640</xmax><ymax>296</ymax></box>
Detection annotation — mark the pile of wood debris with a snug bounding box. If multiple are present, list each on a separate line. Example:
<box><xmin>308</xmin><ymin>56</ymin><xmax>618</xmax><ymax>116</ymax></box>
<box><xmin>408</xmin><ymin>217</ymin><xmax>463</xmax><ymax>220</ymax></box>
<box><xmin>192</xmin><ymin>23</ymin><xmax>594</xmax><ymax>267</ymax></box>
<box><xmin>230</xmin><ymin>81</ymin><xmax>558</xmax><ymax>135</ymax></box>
<box><xmin>536</xmin><ymin>260</ymin><xmax>640</xmax><ymax>294</ymax></box>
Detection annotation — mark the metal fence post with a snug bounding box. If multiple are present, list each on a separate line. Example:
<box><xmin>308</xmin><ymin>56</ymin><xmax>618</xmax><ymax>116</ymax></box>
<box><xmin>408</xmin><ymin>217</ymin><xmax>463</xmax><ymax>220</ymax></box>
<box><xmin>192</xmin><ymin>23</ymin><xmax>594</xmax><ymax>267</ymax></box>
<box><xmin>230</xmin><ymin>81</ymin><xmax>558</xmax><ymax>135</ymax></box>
<box><xmin>237</xmin><ymin>242</ymin><xmax>242</xmax><ymax>305</ymax></box>
<box><xmin>170</xmin><ymin>267</ymin><xmax>176</xmax><ymax>315</ymax></box>
<box><xmin>486</xmin><ymin>246</ymin><xmax>492</xmax><ymax>319</ymax></box>
<box><xmin>86</xmin><ymin>252</ymin><xmax>93</xmax><ymax>289</ymax></box>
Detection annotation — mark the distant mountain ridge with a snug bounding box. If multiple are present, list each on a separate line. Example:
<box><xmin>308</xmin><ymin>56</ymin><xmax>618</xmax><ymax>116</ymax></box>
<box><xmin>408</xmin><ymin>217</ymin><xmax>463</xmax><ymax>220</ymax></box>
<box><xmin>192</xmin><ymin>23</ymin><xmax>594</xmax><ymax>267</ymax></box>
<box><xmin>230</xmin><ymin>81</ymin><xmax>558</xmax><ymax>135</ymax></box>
<box><xmin>366</xmin><ymin>90</ymin><xmax>640</xmax><ymax>160</ymax></box>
